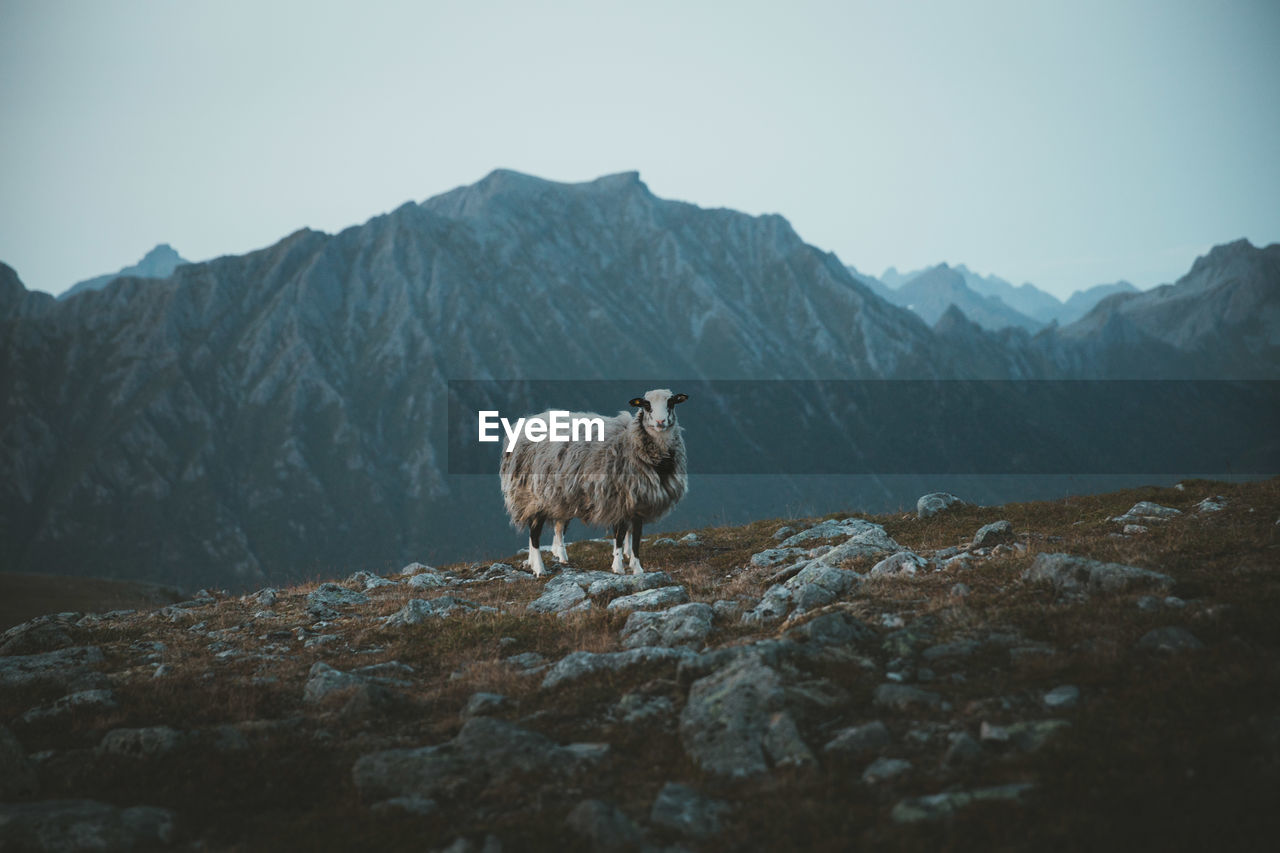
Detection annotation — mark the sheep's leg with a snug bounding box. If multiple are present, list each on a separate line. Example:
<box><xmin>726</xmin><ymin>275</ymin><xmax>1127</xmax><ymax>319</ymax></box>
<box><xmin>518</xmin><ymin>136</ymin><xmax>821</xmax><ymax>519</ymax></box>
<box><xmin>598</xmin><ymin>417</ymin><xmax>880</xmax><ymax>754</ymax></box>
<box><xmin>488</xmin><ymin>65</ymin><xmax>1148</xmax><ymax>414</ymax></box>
<box><xmin>628</xmin><ymin>518</ymin><xmax>645</xmax><ymax>575</ymax></box>
<box><xmin>527</xmin><ymin>517</ymin><xmax>547</xmax><ymax>578</ymax></box>
<box><xmin>611</xmin><ymin>522</ymin><xmax>628</xmax><ymax>574</ymax></box>
<box><xmin>552</xmin><ymin>519</ymin><xmax>570</xmax><ymax>563</ymax></box>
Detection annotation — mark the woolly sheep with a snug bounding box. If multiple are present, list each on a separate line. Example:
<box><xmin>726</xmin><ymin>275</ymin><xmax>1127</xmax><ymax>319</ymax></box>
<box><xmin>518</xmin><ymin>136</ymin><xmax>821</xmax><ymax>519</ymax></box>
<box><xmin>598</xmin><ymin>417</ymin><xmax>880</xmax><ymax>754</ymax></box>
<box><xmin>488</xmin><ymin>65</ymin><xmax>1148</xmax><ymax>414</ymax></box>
<box><xmin>500</xmin><ymin>389</ymin><xmax>689</xmax><ymax>576</ymax></box>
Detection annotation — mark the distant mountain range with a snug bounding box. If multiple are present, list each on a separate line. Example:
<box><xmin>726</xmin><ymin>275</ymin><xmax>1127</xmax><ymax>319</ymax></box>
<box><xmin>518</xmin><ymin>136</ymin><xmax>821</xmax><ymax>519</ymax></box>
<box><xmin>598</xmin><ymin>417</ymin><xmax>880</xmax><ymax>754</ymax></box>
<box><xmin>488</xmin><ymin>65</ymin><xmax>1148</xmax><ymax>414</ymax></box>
<box><xmin>2</xmin><ymin>171</ymin><xmax>1276</xmax><ymax>589</ymax></box>
<box><xmin>859</xmin><ymin>262</ymin><xmax>1141</xmax><ymax>332</ymax></box>
<box><xmin>59</xmin><ymin>244</ymin><xmax>188</xmax><ymax>300</ymax></box>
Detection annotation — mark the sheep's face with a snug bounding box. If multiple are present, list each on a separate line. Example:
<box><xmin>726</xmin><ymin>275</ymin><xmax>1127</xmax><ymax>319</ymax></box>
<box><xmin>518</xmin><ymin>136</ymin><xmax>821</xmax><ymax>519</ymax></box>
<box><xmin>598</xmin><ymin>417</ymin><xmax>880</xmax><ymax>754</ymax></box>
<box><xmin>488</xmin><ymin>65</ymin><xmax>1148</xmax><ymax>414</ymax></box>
<box><xmin>630</xmin><ymin>389</ymin><xmax>688</xmax><ymax>434</ymax></box>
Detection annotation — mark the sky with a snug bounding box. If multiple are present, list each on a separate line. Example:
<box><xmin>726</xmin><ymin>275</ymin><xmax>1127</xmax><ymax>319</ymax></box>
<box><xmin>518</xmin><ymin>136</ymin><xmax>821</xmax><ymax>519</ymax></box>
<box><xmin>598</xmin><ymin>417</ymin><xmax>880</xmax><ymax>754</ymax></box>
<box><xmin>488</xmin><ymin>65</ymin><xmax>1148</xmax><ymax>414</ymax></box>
<box><xmin>1</xmin><ymin>0</ymin><xmax>1278</xmax><ymax>301</ymax></box>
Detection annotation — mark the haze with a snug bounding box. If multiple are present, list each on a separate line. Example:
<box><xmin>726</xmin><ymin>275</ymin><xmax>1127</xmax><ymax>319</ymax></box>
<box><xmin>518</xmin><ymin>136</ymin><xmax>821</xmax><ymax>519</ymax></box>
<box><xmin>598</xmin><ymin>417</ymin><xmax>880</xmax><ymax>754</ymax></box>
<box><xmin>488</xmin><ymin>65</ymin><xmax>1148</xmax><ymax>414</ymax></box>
<box><xmin>1</xmin><ymin>0</ymin><xmax>1277</xmax><ymax>299</ymax></box>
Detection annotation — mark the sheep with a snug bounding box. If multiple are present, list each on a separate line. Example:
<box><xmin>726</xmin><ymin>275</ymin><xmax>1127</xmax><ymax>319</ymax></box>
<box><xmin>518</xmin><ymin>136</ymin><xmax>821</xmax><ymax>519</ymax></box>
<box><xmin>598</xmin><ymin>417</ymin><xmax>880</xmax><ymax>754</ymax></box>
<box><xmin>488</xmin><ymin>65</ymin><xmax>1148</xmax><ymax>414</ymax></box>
<box><xmin>499</xmin><ymin>389</ymin><xmax>689</xmax><ymax>576</ymax></box>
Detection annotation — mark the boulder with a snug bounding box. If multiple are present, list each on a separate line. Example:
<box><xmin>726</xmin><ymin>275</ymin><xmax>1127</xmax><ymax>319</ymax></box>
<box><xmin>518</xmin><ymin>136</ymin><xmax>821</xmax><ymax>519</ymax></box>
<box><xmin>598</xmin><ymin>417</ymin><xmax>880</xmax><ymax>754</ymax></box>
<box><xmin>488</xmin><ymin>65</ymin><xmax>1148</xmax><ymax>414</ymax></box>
<box><xmin>649</xmin><ymin>782</ymin><xmax>729</xmax><ymax>840</ymax></box>
<box><xmin>384</xmin><ymin>597</ymin><xmax>488</xmax><ymax>627</ymax></box>
<box><xmin>972</xmin><ymin>520</ymin><xmax>1014</xmax><ymax>547</ymax></box>
<box><xmin>822</xmin><ymin>721</ymin><xmax>890</xmax><ymax>757</ymax></box>
<box><xmin>620</xmin><ymin>603</ymin><xmax>714</xmax><ymax>650</ymax></box>
<box><xmin>749</xmin><ymin>548</ymin><xmax>807</xmax><ymax>568</ymax></box>
<box><xmin>541</xmin><ymin>647</ymin><xmax>695</xmax><ymax>690</ymax></box>
<box><xmin>0</xmin><ymin>613</ymin><xmax>81</xmax><ymax>656</ymax></box>
<box><xmin>1136</xmin><ymin>626</ymin><xmax>1204</xmax><ymax>653</ymax></box>
<box><xmin>0</xmin><ymin>646</ymin><xmax>104</xmax><ymax>689</ymax></box>
<box><xmin>306</xmin><ymin>582</ymin><xmax>369</xmax><ymax>619</ymax></box>
<box><xmin>862</xmin><ymin>757</ymin><xmax>911</xmax><ymax>784</ymax></box>
<box><xmin>1023</xmin><ymin>553</ymin><xmax>1173</xmax><ymax>596</ymax></box>
<box><xmin>891</xmin><ymin>784</ymin><xmax>1033</xmax><ymax>823</ymax></box>
<box><xmin>566</xmin><ymin>800</ymin><xmax>642</xmax><ymax>851</ymax></box>
<box><xmin>606</xmin><ymin>586</ymin><xmax>689</xmax><ymax>614</ymax></box>
<box><xmin>20</xmin><ymin>689</ymin><xmax>118</xmax><ymax>724</ymax></box>
<box><xmin>679</xmin><ymin>652</ymin><xmax>814</xmax><ymax>778</ymax></box>
<box><xmin>1113</xmin><ymin>501</ymin><xmax>1181</xmax><ymax>523</ymax></box>
<box><xmin>783</xmin><ymin>610</ymin><xmax>876</xmax><ymax>647</ymax></box>
<box><xmin>917</xmin><ymin>492</ymin><xmax>966</xmax><ymax>519</ymax></box>
<box><xmin>873</xmin><ymin>683</ymin><xmax>942</xmax><ymax>711</ymax></box>
<box><xmin>869</xmin><ymin>551</ymin><xmax>928</xmax><ymax>577</ymax></box>
<box><xmin>97</xmin><ymin>727</ymin><xmax>184</xmax><ymax>758</ymax></box>
<box><xmin>527</xmin><ymin>581</ymin><xmax>588</xmax><ymax>614</ymax></box>
<box><xmin>0</xmin><ymin>800</ymin><xmax>176</xmax><ymax>850</ymax></box>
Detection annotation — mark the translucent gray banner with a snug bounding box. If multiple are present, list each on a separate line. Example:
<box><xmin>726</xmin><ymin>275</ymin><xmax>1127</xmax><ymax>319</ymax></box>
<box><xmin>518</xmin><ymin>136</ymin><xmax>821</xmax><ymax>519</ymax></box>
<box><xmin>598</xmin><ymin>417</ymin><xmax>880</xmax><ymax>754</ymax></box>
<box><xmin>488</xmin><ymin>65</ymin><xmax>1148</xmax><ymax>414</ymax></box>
<box><xmin>446</xmin><ymin>380</ymin><xmax>1279</xmax><ymax>475</ymax></box>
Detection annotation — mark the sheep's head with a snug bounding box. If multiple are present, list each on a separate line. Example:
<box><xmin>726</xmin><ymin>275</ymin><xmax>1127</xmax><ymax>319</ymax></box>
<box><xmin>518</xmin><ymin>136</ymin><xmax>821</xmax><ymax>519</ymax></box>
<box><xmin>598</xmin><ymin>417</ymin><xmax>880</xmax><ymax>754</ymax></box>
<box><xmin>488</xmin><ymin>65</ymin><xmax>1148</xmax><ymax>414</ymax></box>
<box><xmin>630</xmin><ymin>389</ymin><xmax>688</xmax><ymax>433</ymax></box>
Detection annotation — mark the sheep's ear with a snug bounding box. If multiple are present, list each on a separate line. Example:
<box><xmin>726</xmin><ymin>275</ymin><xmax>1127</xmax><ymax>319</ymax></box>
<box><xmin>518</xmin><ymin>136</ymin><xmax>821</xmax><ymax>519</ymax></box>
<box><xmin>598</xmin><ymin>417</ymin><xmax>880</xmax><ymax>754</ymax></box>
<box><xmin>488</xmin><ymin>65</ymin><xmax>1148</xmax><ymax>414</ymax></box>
<box><xmin>671</xmin><ymin>393</ymin><xmax>688</xmax><ymax>405</ymax></box>
<box><xmin>629</xmin><ymin>398</ymin><xmax>645</xmax><ymax>408</ymax></box>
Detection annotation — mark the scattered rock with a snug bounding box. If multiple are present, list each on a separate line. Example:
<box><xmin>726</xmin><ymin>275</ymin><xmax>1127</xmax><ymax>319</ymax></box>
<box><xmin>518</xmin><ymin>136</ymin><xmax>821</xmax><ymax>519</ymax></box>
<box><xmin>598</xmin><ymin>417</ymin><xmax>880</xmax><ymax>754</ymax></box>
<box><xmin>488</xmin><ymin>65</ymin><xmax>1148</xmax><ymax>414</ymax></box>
<box><xmin>527</xmin><ymin>580</ymin><xmax>588</xmax><ymax>614</ymax></box>
<box><xmin>0</xmin><ymin>800</ymin><xmax>176</xmax><ymax>850</ymax></box>
<box><xmin>306</xmin><ymin>582</ymin><xmax>369</xmax><ymax>619</ymax></box>
<box><xmin>771</xmin><ymin>525</ymin><xmax>797</xmax><ymax>540</ymax></box>
<box><xmin>0</xmin><ymin>646</ymin><xmax>105</xmax><ymax>689</ymax></box>
<box><xmin>504</xmin><ymin>652</ymin><xmax>546</xmax><ymax>673</ymax></box>
<box><xmin>613</xmin><ymin>693</ymin><xmax>675</xmax><ymax>726</ymax></box>
<box><xmin>384</xmin><ymin>597</ymin><xmax>489</xmax><ymax>627</ymax></box>
<box><xmin>891</xmin><ymin>784</ymin><xmax>1034</xmax><ymax>823</ymax></box>
<box><xmin>1043</xmin><ymin>685</ymin><xmax>1080</xmax><ymax>710</ymax></box>
<box><xmin>917</xmin><ymin>492</ymin><xmax>966</xmax><ymax>519</ymax></box>
<box><xmin>1196</xmin><ymin>496</ymin><xmax>1227</xmax><ymax>513</ymax></box>
<box><xmin>566</xmin><ymin>799</ymin><xmax>642</xmax><ymax>851</ymax></box>
<box><xmin>749</xmin><ymin>548</ymin><xmax>808</xmax><ymax>568</ymax></box>
<box><xmin>607</xmin><ymin>586</ymin><xmax>690</xmax><ymax>614</ymax></box>
<box><xmin>1023</xmin><ymin>553</ymin><xmax>1173</xmax><ymax>597</ymax></box>
<box><xmin>1113</xmin><ymin>501</ymin><xmax>1181</xmax><ymax>523</ymax></box>
<box><xmin>680</xmin><ymin>652</ymin><xmax>814</xmax><ymax>777</ymax></box>
<box><xmin>812</xmin><ymin>524</ymin><xmax>901</xmax><ymax>565</ymax></box>
<box><xmin>873</xmin><ymin>683</ymin><xmax>941</xmax><ymax>711</ymax></box>
<box><xmin>98</xmin><ymin>726</ymin><xmax>184</xmax><ymax>758</ymax></box>
<box><xmin>711</xmin><ymin>599</ymin><xmax>743</xmax><ymax>620</ymax></box>
<box><xmin>869</xmin><ymin>550</ymin><xmax>928</xmax><ymax>577</ymax></box>
<box><xmin>541</xmin><ymin>647</ymin><xmax>695</xmax><ymax>690</ymax></box>
<box><xmin>0</xmin><ymin>613</ymin><xmax>81</xmax><ymax>656</ymax></box>
<box><xmin>352</xmin><ymin>716</ymin><xmax>607</xmax><ymax>804</ymax></box>
<box><xmin>461</xmin><ymin>692</ymin><xmax>510</xmax><ymax>720</ymax></box>
<box><xmin>303</xmin><ymin>662</ymin><xmax>369</xmax><ymax>704</ymax></box>
<box><xmin>972</xmin><ymin>520</ymin><xmax>1014</xmax><ymax>548</ymax></box>
<box><xmin>679</xmin><ymin>533</ymin><xmax>701</xmax><ymax>545</ymax></box>
<box><xmin>943</xmin><ymin>731</ymin><xmax>983</xmax><ymax>766</ymax></box>
<box><xmin>783</xmin><ymin>610</ymin><xmax>876</xmax><ymax>647</ymax></box>
<box><xmin>1123</xmin><ymin>524</ymin><xmax>1149</xmax><ymax>535</ymax></box>
<box><xmin>406</xmin><ymin>571</ymin><xmax>450</xmax><ymax>589</ymax></box>
<box><xmin>347</xmin><ymin>570</ymin><xmax>398</xmax><ymax>590</ymax></box>
<box><xmin>20</xmin><ymin>689</ymin><xmax>118</xmax><ymax>724</ymax></box>
<box><xmin>620</xmin><ymin>603</ymin><xmax>714</xmax><ymax>649</ymax></box>
<box><xmin>743</xmin><ymin>563</ymin><xmax>860</xmax><ymax>625</ymax></box>
<box><xmin>1006</xmin><ymin>719</ymin><xmax>1069</xmax><ymax>751</ymax></box>
<box><xmin>862</xmin><ymin>757</ymin><xmax>911</xmax><ymax>783</ymax></box>
<box><xmin>649</xmin><ymin>782</ymin><xmax>729</xmax><ymax>840</ymax></box>
<box><xmin>922</xmin><ymin>640</ymin><xmax>979</xmax><ymax>662</ymax></box>
<box><xmin>1136</xmin><ymin>626</ymin><xmax>1204</xmax><ymax>653</ymax></box>
<box><xmin>822</xmin><ymin>721</ymin><xmax>890</xmax><ymax>757</ymax></box>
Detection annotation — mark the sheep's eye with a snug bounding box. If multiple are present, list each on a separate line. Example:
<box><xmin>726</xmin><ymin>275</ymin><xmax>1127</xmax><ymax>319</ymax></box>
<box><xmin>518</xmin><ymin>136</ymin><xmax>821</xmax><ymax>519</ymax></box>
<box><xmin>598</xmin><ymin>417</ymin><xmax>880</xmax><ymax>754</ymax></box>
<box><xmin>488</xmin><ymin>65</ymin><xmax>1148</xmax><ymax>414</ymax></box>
<box><xmin>642</xmin><ymin>401</ymin><xmax>652</xmax><ymax>412</ymax></box>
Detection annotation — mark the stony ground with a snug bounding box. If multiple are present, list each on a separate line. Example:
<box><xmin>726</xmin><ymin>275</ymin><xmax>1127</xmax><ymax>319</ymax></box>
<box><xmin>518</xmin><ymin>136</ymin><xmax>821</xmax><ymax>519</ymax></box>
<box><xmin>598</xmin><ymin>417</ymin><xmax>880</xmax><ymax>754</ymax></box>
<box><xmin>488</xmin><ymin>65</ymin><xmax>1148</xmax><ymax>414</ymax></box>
<box><xmin>2</xmin><ymin>478</ymin><xmax>1279</xmax><ymax>852</ymax></box>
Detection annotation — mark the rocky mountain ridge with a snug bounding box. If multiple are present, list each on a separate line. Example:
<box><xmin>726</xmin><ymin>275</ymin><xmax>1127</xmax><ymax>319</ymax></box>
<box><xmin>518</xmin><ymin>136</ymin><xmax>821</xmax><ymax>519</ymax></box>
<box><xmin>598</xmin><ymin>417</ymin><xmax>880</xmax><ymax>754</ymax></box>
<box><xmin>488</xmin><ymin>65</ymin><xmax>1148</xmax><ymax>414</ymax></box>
<box><xmin>59</xmin><ymin>244</ymin><xmax>189</xmax><ymax>300</ymax></box>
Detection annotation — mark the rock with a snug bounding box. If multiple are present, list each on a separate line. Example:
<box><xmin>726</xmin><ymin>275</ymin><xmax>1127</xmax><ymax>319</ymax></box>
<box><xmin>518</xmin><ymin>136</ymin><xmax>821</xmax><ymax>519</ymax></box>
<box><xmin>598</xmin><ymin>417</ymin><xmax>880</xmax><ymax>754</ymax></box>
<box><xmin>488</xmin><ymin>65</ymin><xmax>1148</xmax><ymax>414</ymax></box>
<box><xmin>303</xmin><ymin>662</ymin><xmax>368</xmax><ymax>704</ymax></box>
<box><xmin>584</xmin><ymin>571</ymin><xmax>677</xmax><ymax>597</ymax></box>
<box><xmin>679</xmin><ymin>652</ymin><xmax>814</xmax><ymax>777</ymax></box>
<box><xmin>679</xmin><ymin>533</ymin><xmax>701</xmax><ymax>545</ymax></box>
<box><xmin>541</xmin><ymin>646</ymin><xmax>695</xmax><ymax>690</ymax></box>
<box><xmin>384</xmin><ymin>597</ymin><xmax>488</xmax><ymax>627</ymax></box>
<box><xmin>869</xmin><ymin>550</ymin><xmax>928</xmax><ymax>577</ymax></box>
<box><xmin>461</xmin><ymin>692</ymin><xmax>510</xmax><ymax>720</ymax></box>
<box><xmin>862</xmin><ymin>757</ymin><xmax>911</xmax><ymax>783</ymax></box>
<box><xmin>812</xmin><ymin>525</ymin><xmax>901</xmax><ymax>565</ymax></box>
<box><xmin>399</xmin><ymin>561</ymin><xmax>435</xmax><ymax>576</ymax></box>
<box><xmin>347</xmin><ymin>570</ymin><xmax>398</xmax><ymax>590</ymax></box>
<box><xmin>922</xmin><ymin>640</ymin><xmax>978</xmax><ymax>661</ymax></box>
<box><xmin>1043</xmin><ymin>685</ymin><xmax>1080</xmax><ymax>710</ymax></box>
<box><xmin>1136</xmin><ymin>626</ymin><xmax>1204</xmax><ymax>652</ymax></box>
<box><xmin>1113</xmin><ymin>501</ymin><xmax>1182</xmax><ymax>523</ymax></box>
<box><xmin>772</xmin><ymin>525</ymin><xmax>796</xmax><ymax>540</ymax></box>
<box><xmin>0</xmin><ymin>800</ymin><xmax>176</xmax><ymax>850</ymax></box>
<box><xmin>972</xmin><ymin>520</ymin><xmax>1014</xmax><ymax>547</ymax></box>
<box><xmin>822</xmin><ymin>721</ymin><xmax>890</xmax><ymax>757</ymax></box>
<box><xmin>352</xmin><ymin>717</ymin><xmax>606</xmax><ymax>803</ymax></box>
<box><xmin>652</xmin><ymin>538</ymin><xmax>678</xmax><ymax>546</ymax></box>
<box><xmin>1196</xmin><ymin>496</ymin><xmax>1227</xmax><ymax>513</ymax></box>
<box><xmin>1123</xmin><ymin>524</ymin><xmax>1149</xmax><ymax>535</ymax></box>
<box><xmin>613</xmin><ymin>693</ymin><xmax>675</xmax><ymax>725</ymax></box>
<box><xmin>306</xmin><ymin>582</ymin><xmax>369</xmax><ymax>618</ymax></box>
<box><xmin>873</xmin><ymin>683</ymin><xmax>941</xmax><ymax>711</ymax></box>
<box><xmin>566</xmin><ymin>799</ymin><xmax>642</xmax><ymax>851</ymax></box>
<box><xmin>1</xmin><ymin>726</ymin><xmax>35</xmax><ymax>798</ymax></box>
<box><xmin>606</xmin><ymin>586</ymin><xmax>690</xmax><ymax>614</ymax></box>
<box><xmin>749</xmin><ymin>548</ymin><xmax>808</xmax><ymax>568</ymax></box>
<box><xmin>0</xmin><ymin>646</ymin><xmax>104</xmax><ymax>689</ymax></box>
<box><xmin>406</xmin><ymin>571</ymin><xmax>449</xmax><ymax>589</ymax></box>
<box><xmin>785</xmin><ymin>563</ymin><xmax>860</xmax><ymax>614</ymax></box>
<box><xmin>504</xmin><ymin>652</ymin><xmax>546</xmax><ymax>673</ymax></box>
<box><xmin>649</xmin><ymin>782</ymin><xmax>729</xmax><ymax>840</ymax></box>
<box><xmin>527</xmin><ymin>580</ymin><xmax>589</xmax><ymax>614</ymax></box>
<box><xmin>780</xmin><ymin>517</ymin><xmax>893</xmax><ymax>549</ymax></box>
<box><xmin>784</xmin><ymin>610</ymin><xmax>876</xmax><ymax>647</ymax></box>
<box><xmin>0</xmin><ymin>613</ymin><xmax>81</xmax><ymax>656</ymax></box>
<box><xmin>917</xmin><ymin>492</ymin><xmax>966</xmax><ymax>518</ymax></box>
<box><xmin>97</xmin><ymin>726</ymin><xmax>184</xmax><ymax>758</ymax></box>
<box><xmin>943</xmin><ymin>731</ymin><xmax>983</xmax><ymax>766</ymax></box>
<box><xmin>620</xmin><ymin>603</ymin><xmax>714</xmax><ymax>650</ymax></box>
<box><xmin>891</xmin><ymin>784</ymin><xmax>1034</xmax><ymax>823</ymax></box>
<box><xmin>711</xmin><ymin>599</ymin><xmax>743</xmax><ymax>620</ymax></box>
<box><xmin>951</xmin><ymin>583</ymin><xmax>971</xmax><ymax>597</ymax></box>
<box><xmin>20</xmin><ymin>689</ymin><xmax>118</xmax><ymax>724</ymax></box>
<box><xmin>1023</xmin><ymin>553</ymin><xmax>1173</xmax><ymax>596</ymax></box>
<box><xmin>1006</xmin><ymin>719</ymin><xmax>1069</xmax><ymax>751</ymax></box>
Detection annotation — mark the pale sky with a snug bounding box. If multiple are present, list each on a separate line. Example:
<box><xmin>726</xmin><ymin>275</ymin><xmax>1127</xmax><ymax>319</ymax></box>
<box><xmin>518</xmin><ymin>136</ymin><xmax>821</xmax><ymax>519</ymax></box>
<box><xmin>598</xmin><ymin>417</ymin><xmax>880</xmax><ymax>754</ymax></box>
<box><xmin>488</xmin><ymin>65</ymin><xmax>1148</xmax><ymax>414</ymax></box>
<box><xmin>1</xmin><ymin>0</ymin><xmax>1277</xmax><ymax>300</ymax></box>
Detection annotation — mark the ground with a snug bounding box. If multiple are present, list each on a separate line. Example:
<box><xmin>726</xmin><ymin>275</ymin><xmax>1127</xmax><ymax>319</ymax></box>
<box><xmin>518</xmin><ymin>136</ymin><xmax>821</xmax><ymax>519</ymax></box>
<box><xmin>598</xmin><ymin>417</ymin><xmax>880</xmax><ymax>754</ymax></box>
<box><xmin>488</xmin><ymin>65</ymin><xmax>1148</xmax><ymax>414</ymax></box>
<box><xmin>2</xmin><ymin>478</ymin><xmax>1278</xmax><ymax>852</ymax></box>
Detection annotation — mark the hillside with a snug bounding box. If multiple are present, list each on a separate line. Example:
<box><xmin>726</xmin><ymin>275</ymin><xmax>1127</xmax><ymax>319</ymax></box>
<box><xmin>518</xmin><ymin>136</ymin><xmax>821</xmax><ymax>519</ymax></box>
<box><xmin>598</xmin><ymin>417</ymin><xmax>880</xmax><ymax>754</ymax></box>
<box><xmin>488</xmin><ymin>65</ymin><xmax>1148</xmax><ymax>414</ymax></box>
<box><xmin>2</xmin><ymin>479</ymin><xmax>1278</xmax><ymax>851</ymax></box>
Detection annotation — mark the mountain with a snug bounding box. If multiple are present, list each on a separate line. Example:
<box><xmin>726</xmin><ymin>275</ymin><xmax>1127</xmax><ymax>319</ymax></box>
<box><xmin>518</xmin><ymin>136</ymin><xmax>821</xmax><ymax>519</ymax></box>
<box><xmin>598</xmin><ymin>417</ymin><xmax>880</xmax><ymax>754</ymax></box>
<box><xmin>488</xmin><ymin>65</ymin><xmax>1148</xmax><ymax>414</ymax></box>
<box><xmin>59</xmin><ymin>243</ymin><xmax>188</xmax><ymax>300</ymax></box>
<box><xmin>843</xmin><ymin>264</ymin><xmax>897</xmax><ymax>302</ymax></box>
<box><xmin>952</xmin><ymin>264</ymin><xmax>1062</xmax><ymax>324</ymax></box>
<box><xmin>882</xmin><ymin>264</ymin><xmax>1044</xmax><ymax>332</ymax></box>
<box><xmin>1058</xmin><ymin>280</ymin><xmax>1138</xmax><ymax>325</ymax></box>
<box><xmin>0</xmin><ymin>171</ymin><xmax>1274</xmax><ymax>590</ymax></box>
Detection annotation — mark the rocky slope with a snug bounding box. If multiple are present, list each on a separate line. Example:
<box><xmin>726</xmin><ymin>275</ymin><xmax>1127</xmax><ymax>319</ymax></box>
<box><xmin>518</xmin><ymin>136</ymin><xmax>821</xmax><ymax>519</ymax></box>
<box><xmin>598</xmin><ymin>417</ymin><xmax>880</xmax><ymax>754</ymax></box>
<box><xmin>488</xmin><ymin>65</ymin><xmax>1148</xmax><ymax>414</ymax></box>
<box><xmin>1</xmin><ymin>478</ymin><xmax>1277</xmax><ymax>851</ymax></box>
<box><xmin>879</xmin><ymin>264</ymin><xmax>1044</xmax><ymax>332</ymax></box>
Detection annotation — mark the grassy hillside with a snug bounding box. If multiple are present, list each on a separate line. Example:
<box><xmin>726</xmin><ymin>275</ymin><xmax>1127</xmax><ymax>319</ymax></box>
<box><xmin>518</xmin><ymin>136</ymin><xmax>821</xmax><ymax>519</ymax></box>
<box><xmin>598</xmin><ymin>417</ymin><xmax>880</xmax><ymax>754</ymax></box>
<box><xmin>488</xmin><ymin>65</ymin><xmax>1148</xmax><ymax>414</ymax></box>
<box><xmin>2</xmin><ymin>478</ymin><xmax>1278</xmax><ymax>851</ymax></box>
